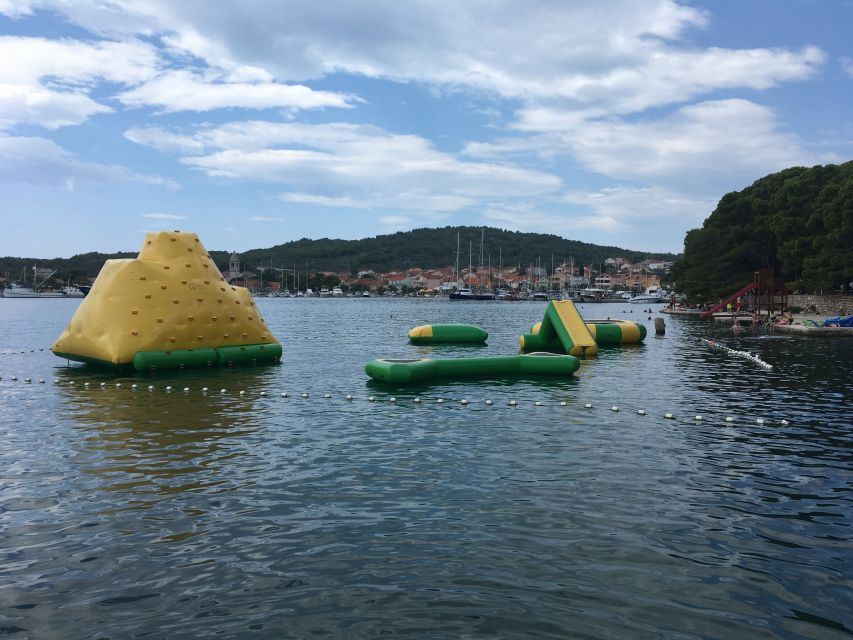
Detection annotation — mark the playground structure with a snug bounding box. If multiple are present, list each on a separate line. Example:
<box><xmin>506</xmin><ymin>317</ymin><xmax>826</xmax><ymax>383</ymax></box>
<box><xmin>520</xmin><ymin>301</ymin><xmax>646</xmax><ymax>354</ymax></box>
<box><xmin>519</xmin><ymin>300</ymin><xmax>599</xmax><ymax>357</ymax></box>
<box><xmin>366</xmin><ymin>300</ymin><xmax>649</xmax><ymax>384</ymax></box>
<box><xmin>52</xmin><ymin>231</ymin><xmax>282</xmax><ymax>370</ymax></box>
<box><xmin>701</xmin><ymin>269</ymin><xmax>788</xmax><ymax>318</ymax></box>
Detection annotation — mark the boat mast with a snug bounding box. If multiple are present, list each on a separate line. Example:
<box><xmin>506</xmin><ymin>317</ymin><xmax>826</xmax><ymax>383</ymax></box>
<box><xmin>455</xmin><ymin>232</ymin><xmax>460</xmax><ymax>287</ymax></box>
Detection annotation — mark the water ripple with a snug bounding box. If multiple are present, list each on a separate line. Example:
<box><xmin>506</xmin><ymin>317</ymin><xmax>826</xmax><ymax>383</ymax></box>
<box><xmin>0</xmin><ymin>299</ymin><xmax>850</xmax><ymax>638</ymax></box>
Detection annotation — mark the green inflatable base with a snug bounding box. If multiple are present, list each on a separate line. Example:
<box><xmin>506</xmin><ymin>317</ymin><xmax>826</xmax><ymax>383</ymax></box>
<box><xmin>56</xmin><ymin>343</ymin><xmax>282</xmax><ymax>372</ymax></box>
<box><xmin>365</xmin><ymin>352</ymin><xmax>580</xmax><ymax>384</ymax></box>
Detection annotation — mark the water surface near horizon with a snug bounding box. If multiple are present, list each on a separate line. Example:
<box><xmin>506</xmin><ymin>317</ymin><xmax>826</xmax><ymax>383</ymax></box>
<box><xmin>0</xmin><ymin>298</ymin><xmax>851</xmax><ymax>639</ymax></box>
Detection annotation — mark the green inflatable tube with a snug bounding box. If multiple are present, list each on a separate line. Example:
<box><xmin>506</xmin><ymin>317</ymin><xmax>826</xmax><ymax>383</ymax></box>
<box><xmin>521</xmin><ymin>320</ymin><xmax>646</xmax><ymax>353</ymax></box>
<box><xmin>408</xmin><ymin>323</ymin><xmax>488</xmax><ymax>344</ymax></box>
<box><xmin>216</xmin><ymin>343</ymin><xmax>283</xmax><ymax>366</ymax></box>
<box><xmin>587</xmin><ymin>320</ymin><xmax>646</xmax><ymax>345</ymax></box>
<box><xmin>365</xmin><ymin>352</ymin><xmax>580</xmax><ymax>384</ymax></box>
<box><xmin>131</xmin><ymin>343</ymin><xmax>282</xmax><ymax>371</ymax></box>
<box><xmin>133</xmin><ymin>348</ymin><xmax>218</xmax><ymax>371</ymax></box>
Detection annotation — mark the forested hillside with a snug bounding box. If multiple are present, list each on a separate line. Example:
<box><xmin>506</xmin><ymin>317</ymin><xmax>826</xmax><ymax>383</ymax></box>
<box><xmin>1</xmin><ymin>227</ymin><xmax>676</xmax><ymax>280</ymax></box>
<box><xmin>236</xmin><ymin>227</ymin><xmax>673</xmax><ymax>274</ymax></box>
<box><xmin>673</xmin><ymin>161</ymin><xmax>853</xmax><ymax>299</ymax></box>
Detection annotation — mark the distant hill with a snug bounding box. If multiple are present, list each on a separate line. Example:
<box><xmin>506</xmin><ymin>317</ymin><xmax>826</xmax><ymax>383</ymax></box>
<box><xmin>673</xmin><ymin>161</ymin><xmax>853</xmax><ymax>299</ymax></box>
<box><xmin>0</xmin><ymin>226</ymin><xmax>678</xmax><ymax>281</ymax></box>
<box><xmin>234</xmin><ymin>226</ymin><xmax>676</xmax><ymax>274</ymax></box>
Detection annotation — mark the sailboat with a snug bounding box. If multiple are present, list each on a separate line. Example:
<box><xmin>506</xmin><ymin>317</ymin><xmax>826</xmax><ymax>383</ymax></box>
<box><xmin>2</xmin><ymin>267</ymin><xmax>68</xmax><ymax>298</ymax></box>
<box><xmin>449</xmin><ymin>232</ymin><xmax>474</xmax><ymax>300</ymax></box>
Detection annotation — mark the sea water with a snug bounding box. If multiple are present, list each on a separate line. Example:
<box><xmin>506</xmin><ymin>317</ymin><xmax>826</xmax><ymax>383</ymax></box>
<box><xmin>0</xmin><ymin>298</ymin><xmax>850</xmax><ymax>639</ymax></box>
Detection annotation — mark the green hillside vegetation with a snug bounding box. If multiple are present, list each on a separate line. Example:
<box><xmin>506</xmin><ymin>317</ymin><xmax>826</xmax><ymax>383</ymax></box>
<box><xmin>1</xmin><ymin>226</ymin><xmax>677</xmax><ymax>282</ymax></box>
<box><xmin>237</xmin><ymin>227</ymin><xmax>674</xmax><ymax>274</ymax></box>
<box><xmin>673</xmin><ymin>161</ymin><xmax>853</xmax><ymax>300</ymax></box>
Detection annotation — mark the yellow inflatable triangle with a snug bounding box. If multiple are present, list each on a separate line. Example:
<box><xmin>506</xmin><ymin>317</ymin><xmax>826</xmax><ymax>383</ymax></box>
<box><xmin>52</xmin><ymin>231</ymin><xmax>281</xmax><ymax>368</ymax></box>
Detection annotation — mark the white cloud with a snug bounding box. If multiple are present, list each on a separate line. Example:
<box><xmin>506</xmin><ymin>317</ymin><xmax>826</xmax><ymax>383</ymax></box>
<box><xmin>117</xmin><ymin>69</ymin><xmax>357</xmax><ymax>113</ymax></box>
<box><xmin>0</xmin><ymin>1</ymin><xmax>37</xmax><ymax>17</ymax></box>
<box><xmin>380</xmin><ymin>215</ymin><xmax>410</xmax><ymax>226</ymax></box>
<box><xmin>250</xmin><ymin>216</ymin><xmax>283</xmax><ymax>222</ymax></box>
<box><xmin>142</xmin><ymin>212</ymin><xmax>186</xmax><ymax>220</ymax></box>
<box><xmin>3</xmin><ymin>2</ymin><xmax>824</xmax><ymax>117</ymax></box>
<box><xmin>0</xmin><ymin>36</ymin><xmax>159</xmax><ymax>129</ymax></box>
<box><xmin>0</xmin><ymin>83</ymin><xmax>111</xmax><ymax>130</ymax></box>
<box><xmin>842</xmin><ymin>57</ymin><xmax>853</xmax><ymax>78</ymax></box>
<box><xmin>0</xmin><ymin>36</ymin><xmax>159</xmax><ymax>86</ymax></box>
<box><xmin>126</xmin><ymin>120</ymin><xmax>562</xmax><ymax>214</ymax></box>
<box><xmin>507</xmin><ymin>99</ymin><xmax>836</xmax><ymax>195</ymax></box>
<box><xmin>482</xmin><ymin>204</ymin><xmax>619</xmax><ymax>235</ymax></box>
<box><xmin>0</xmin><ymin>135</ymin><xmax>178</xmax><ymax>188</ymax></box>
<box><xmin>563</xmin><ymin>186</ymin><xmax>714</xmax><ymax>229</ymax></box>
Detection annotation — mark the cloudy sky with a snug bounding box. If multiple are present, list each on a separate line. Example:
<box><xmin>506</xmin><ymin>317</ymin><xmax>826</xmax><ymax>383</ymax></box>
<box><xmin>1</xmin><ymin>0</ymin><xmax>850</xmax><ymax>258</ymax></box>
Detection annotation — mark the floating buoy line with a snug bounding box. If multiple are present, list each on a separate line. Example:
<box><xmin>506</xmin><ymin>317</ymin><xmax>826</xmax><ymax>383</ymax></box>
<box><xmin>701</xmin><ymin>338</ymin><xmax>772</xmax><ymax>370</ymax></box>
<box><xmin>0</xmin><ymin>372</ymin><xmax>791</xmax><ymax>426</ymax></box>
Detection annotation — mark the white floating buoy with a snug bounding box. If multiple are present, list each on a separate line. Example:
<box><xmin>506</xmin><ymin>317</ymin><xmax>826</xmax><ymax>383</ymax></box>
<box><xmin>148</xmin><ymin>385</ymin><xmax>154</xmax><ymax>391</ymax></box>
<box><xmin>131</xmin><ymin>384</ymin><xmax>138</xmax><ymax>390</ymax></box>
<box><xmin>756</xmin><ymin>418</ymin><xmax>764</xmax><ymax>425</ymax></box>
<box><xmin>53</xmin><ymin>379</ymin><xmax>59</xmax><ymax>384</ymax></box>
<box><xmin>165</xmin><ymin>385</ymin><xmax>172</xmax><ymax>392</ymax></box>
<box><xmin>725</xmin><ymin>416</ymin><xmax>734</xmax><ymax>423</ymax></box>
<box><xmin>460</xmin><ymin>398</ymin><xmax>468</xmax><ymax>405</ymax></box>
<box><xmin>68</xmin><ymin>381</ymin><xmax>74</xmax><ymax>385</ymax></box>
<box><xmin>84</xmin><ymin>382</ymin><xmax>90</xmax><ymax>387</ymax></box>
<box><xmin>99</xmin><ymin>382</ymin><xmax>105</xmax><ymax>387</ymax></box>
<box><xmin>664</xmin><ymin>413</ymin><xmax>673</xmax><ymax>419</ymax></box>
<box><xmin>345</xmin><ymin>394</ymin><xmax>353</xmax><ymax>401</ymax></box>
<box><xmin>534</xmin><ymin>401</ymin><xmax>542</xmax><ymax>406</ymax></box>
<box><xmin>781</xmin><ymin>419</ymin><xmax>789</xmax><ymax>426</ymax></box>
<box><xmin>301</xmin><ymin>392</ymin><xmax>308</xmax><ymax>398</ymax></box>
<box><xmin>24</xmin><ymin>377</ymin><xmax>31</xmax><ymax>383</ymax></box>
<box><xmin>611</xmin><ymin>406</ymin><xmax>619</xmax><ymax>412</ymax></box>
<box><xmin>485</xmin><ymin>400</ymin><xmax>493</xmax><ymax>405</ymax></box>
<box><xmin>202</xmin><ymin>387</ymin><xmax>209</xmax><ymax>393</ymax></box>
<box><xmin>436</xmin><ymin>398</ymin><xmax>444</xmax><ymax>404</ymax></box>
<box><xmin>637</xmin><ymin>409</ymin><xmax>646</xmax><ymax>415</ymax></box>
<box><xmin>560</xmin><ymin>401</ymin><xmax>567</xmax><ymax>406</ymax></box>
<box><xmin>413</xmin><ymin>397</ymin><xmax>421</xmax><ymax>403</ymax></box>
<box><xmin>259</xmin><ymin>391</ymin><xmax>266</xmax><ymax>396</ymax></box>
<box><xmin>584</xmin><ymin>403</ymin><xmax>592</xmax><ymax>409</ymax></box>
<box><xmin>115</xmin><ymin>383</ymin><xmax>121</xmax><ymax>388</ymax></box>
<box><xmin>694</xmin><ymin>415</ymin><xmax>703</xmax><ymax>421</ymax></box>
<box><xmin>509</xmin><ymin>400</ymin><xmax>517</xmax><ymax>406</ymax></box>
<box><xmin>220</xmin><ymin>388</ymin><xmax>226</xmax><ymax>394</ymax></box>
<box><xmin>324</xmin><ymin>393</ymin><xmax>331</xmax><ymax>399</ymax></box>
<box><xmin>389</xmin><ymin>397</ymin><xmax>396</xmax><ymax>403</ymax></box>
<box><xmin>368</xmin><ymin>396</ymin><xmax>375</xmax><ymax>402</ymax></box>
<box><xmin>183</xmin><ymin>387</ymin><xmax>190</xmax><ymax>393</ymax></box>
<box><xmin>239</xmin><ymin>390</ymin><xmax>246</xmax><ymax>396</ymax></box>
<box><xmin>38</xmin><ymin>379</ymin><xmax>45</xmax><ymax>384</ymax></box>
<box><xmin>281</xmin><ymin>392</ymin><xmax>289</xmax><ymax>397</ymax></box>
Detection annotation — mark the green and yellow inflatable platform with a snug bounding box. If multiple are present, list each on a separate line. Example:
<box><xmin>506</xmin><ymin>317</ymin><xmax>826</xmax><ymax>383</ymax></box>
<box><xmin>51</xmin><ymin>231</ymin><xmax>282</xmax><ymax>371</ymax></box>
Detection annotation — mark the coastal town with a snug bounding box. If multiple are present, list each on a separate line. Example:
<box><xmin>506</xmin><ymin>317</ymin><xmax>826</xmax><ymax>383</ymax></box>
<box><xmin>219</xmin><ymin>251</ymin><xmax>673</xmax><ymax>297</ymax></box>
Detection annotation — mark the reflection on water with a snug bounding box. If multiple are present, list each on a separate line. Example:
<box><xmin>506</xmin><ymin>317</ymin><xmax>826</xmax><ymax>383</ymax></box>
<box><xmin>55</xmin><ymin>375</ymin><xmax>263</xmax><ymax>505</ymax></box>
<box><xmin>0</xmin><ymin>299</ymin><xmax>851</xmax><ymax>638</ymax></box>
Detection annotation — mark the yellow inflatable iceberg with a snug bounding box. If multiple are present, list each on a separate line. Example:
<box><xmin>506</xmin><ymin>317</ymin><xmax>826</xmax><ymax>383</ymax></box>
<box><xmin>52</xmin><ymin>231</ymin><xmax>282</xmax><ymax>370</ymax></box>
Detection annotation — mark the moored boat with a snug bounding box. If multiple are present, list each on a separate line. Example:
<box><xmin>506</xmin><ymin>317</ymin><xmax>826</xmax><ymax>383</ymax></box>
<box><xmin>449</xmin><ymin>287</ymin><xmax>475</xmax><ymax>300</ymax></box>
<box><xmin>2</xmin><ymin>283</ymin><xmax>66</xmax><ymax>298</ymax></box>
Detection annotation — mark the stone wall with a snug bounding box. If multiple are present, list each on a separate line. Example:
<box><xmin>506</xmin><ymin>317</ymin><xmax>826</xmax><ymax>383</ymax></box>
<box><xmin>789</xmin><ymin>294</ymin><xmax>851</xmax><ymax>316</ymax></box>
